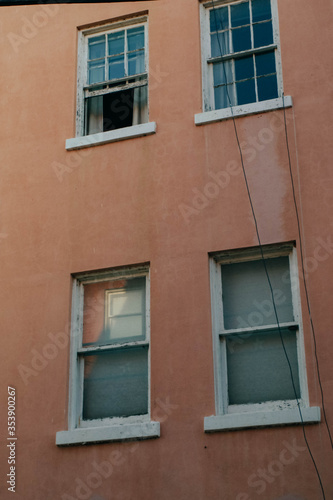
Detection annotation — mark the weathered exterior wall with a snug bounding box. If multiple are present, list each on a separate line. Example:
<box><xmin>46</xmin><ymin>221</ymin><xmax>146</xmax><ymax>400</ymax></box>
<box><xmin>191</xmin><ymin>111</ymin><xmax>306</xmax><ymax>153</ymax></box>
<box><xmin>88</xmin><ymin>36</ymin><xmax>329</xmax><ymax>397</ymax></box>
<box><xmin>0</xmin><ymin>0</ymin><xmax>332</xmax><ymax>498</ymax></box>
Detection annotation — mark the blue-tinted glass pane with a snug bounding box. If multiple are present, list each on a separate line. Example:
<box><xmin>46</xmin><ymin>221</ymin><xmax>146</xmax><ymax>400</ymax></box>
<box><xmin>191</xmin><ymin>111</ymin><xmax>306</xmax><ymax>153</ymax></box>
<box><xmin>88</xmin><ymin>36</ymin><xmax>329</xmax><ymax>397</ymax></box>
<box><xmin>255</xmin><ymin>51</ymin><xmax>276</xmax><ymax>76</ymax></box>
<box><xmin>232</xmin><ymin>26</ymin><xmax>251</xmax><ymax>52</ymax></box>
<box><xmin>231</xmin><ymin>2</ymin><xmax>250</xmax><ymax>27</ymax></box>
<box><xmin>211</xmin><ymin>31</ymin><xmax>230</xmax><ymax>57</ymax></box>
<box><xmin>210</xmin><ymin>6</ymin><xmax>229</xmax><ymax>32</ymax></box>
<box><xmin>257</xmin><ymin>74</ymin><xmax>278</xmax><ymax>101</ymax></box>
<box><xmin>253</xmin><ymin>20</ymin><xmax>273</xmax><ymax>47</ymax></box>
<box><xmin>236</xmin><ymin>78</ymin><xmax>256</xmax><ymax>105</ymax></box>
<box><xmin>252</xmin><ymin>0</ymin><xmax>272</xmax><ymax>22</ymax></box>
<box><xmin>83</xmin><ymin>346</ymin><xmax>148</xmax><ymax>420</ymax></box>
<box><xmin>235</xmin><ymin>55</ymin><xmax>254</xmax><ymax>81</ymax></box>
<box><xmin>215</xmin><ymin>84</ymin><xmax>235</xmax><ymax>109</ymax></box>
<box><xmin>88</xmin><ymin>36</ymin><xmax>105</xmax><ymax>60</ymax></box>
<box><xmin>213</xmin><ymin>60</ymin><xmax>233</xmax><ymax>86</ymax></box>
<box><xmin>88</xmin><ymin>60</ymin><xmax>105</xmax><ymax>84</ymax></box>
<box><xmin>108</xmin><ymin>55</ymin><xmax>125</xmax><ymax>80</ymax></box>
<box><xmin>128</xmin><ymin>50</ymin><xmax>145</xmax><ymax>76</ymax></box>
<box><xmin>108</xmin><ymin>31</ymin><xmax>124</xmax><ymax>56</ymax></box>
<box><xmin>127</xmin><ymin>26</ymin><xmax>145</xmax><ymax>51</ymax></box>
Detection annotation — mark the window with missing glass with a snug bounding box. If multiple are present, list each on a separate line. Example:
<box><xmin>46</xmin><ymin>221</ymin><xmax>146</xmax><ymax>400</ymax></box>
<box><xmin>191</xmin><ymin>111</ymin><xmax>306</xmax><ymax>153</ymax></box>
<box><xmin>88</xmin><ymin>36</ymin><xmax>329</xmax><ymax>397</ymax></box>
<box><xmin>205</xmin><ymin>243</ymin><xmax>321</xmax><ymax>432</ymax></box>
<box><xmin>56</xmin><ymin>265</ymin><xmax>160</xmax><ymax>446</ymax></box>
<box><xmin>77</xmin><ymin>16</ymin><xmax>148</xmax><ymax>137</ymax></box>
<box><xmin>200</xmin><ymin>0</ymin><xmax>282</xmax><ymax>113</ymax></box>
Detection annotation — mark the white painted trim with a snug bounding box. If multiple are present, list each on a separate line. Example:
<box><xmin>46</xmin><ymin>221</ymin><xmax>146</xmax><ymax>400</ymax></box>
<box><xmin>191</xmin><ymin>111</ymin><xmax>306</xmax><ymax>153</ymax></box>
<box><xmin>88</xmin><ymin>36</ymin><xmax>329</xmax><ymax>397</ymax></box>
<box><xmin>62</xmin><ymin>264</ymin><xmax>155</xmax><ymax>446</ymax></box>
<box><xmin>66</xmin><ymin>122</ymin><xmax>156</xmax><ymax>151</ymax></box>
<box><xmin>195</xmin><ymin>96</ymin><xmax>292</xmax><ymax>125</ymax></box>
<box><xmin>56</xmin><ymin>421</ymin><xmax>160</xmax><ymax>446</ymax></box>
<box><xmin>204</xmin><ymin>407</ymin><xmax>321</xmax><ymax>432</ymax></box>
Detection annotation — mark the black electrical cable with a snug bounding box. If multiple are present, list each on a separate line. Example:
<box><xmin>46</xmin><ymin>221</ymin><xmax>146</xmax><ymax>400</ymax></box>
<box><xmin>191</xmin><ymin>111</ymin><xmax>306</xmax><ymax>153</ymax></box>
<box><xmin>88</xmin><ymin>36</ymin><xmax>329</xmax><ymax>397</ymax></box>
<box><xmin>210</xmin><ymin>2</ymin><xmax>326</xmax><ymax>497</ymax></box>
<box><xmin>282</xmin><ymin>94</ymin><xmax>333</xmax><ymax>450</ymax></box>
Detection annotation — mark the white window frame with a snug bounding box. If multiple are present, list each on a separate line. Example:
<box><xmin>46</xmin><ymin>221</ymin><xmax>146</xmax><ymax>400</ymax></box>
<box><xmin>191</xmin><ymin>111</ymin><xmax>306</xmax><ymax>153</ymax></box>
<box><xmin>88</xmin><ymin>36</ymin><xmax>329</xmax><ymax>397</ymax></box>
<box><xmin>205</xmin><ymin>243</ymin><xmax>321</xmax><ymax>432</ymax></box>
<box><xmin>56</xmin><ymin>264</ymin><xmax>160</xmax><ymax>446</ymax></box>
<box><xmin>66</xmin><ymin>14</ymin><xmax>156</xmax><ymax>151</ymax></box>
<box><xmin>195</xmin><ymin>0</ymin><xmax>293</xmax><ymax>125</ymax></box>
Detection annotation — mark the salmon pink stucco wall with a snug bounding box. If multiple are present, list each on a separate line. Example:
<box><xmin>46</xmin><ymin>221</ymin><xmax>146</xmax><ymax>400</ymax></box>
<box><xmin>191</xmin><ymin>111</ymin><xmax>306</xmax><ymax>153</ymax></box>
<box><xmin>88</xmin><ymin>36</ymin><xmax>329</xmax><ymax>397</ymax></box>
<box><xmin>0</xmin><ymin>0</ymin><xmax>332</xmax><ymax>499</ymax></box>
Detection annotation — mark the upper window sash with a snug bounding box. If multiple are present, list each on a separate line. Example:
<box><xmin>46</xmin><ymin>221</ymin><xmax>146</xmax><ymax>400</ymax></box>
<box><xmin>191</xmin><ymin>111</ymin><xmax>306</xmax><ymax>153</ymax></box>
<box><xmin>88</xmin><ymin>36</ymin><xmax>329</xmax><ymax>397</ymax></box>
<box><xmin>85</xmin><ymin>23</ymin><xmax>148</xmax><ymax>88</ymax></box>
<box><xmin>200</xmin><ymin>0</ymin><xmax>283</xmax><ymax>112</ymax></box>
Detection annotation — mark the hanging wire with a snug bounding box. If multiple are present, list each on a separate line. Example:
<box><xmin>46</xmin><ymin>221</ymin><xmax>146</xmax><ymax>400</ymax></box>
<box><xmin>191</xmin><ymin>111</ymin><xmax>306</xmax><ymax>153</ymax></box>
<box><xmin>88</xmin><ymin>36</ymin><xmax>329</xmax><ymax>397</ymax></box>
<box><xmin>282</xmin><ymin>94</ymin><xmax>333</xmax><ymax>450</ymax></box>
<box><xmin>209</xmin><ymin>1</ymin><xmax>327</xmax><ymax>497</ymax></box>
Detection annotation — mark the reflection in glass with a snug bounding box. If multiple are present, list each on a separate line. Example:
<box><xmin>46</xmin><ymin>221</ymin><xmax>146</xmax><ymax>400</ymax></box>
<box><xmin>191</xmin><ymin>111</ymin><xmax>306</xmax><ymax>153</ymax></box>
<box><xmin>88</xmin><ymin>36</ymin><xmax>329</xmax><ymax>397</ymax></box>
<box><xmin>88</xmin><ymin>35</ymin><xmax>105</xmax><ymax>60</ymax></box>
<box><xmin>127</xmin><ymin>26</ymin><xmax>145</xmax><ymax>51</ymax></box>
<box><xmin>108</xmin><ymin>31</ymin><xmax>125</xmax><ymax>56</ymax></box>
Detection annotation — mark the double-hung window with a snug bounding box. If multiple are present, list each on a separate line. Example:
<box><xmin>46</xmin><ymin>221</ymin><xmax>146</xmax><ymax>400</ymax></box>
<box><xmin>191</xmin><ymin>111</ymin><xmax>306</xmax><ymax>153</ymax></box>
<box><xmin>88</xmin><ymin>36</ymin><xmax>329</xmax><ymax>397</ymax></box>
<box><xmin>66</xmin><ymin>14</ymin><xmax>156</xmax><ymax>150</ymax></box>
<box><xmin>196</xmin><ymin>0</ymin><xmax>292</xmax><ymax>124</ymax></box>
<box><xmin>205</xmin><ymin>244</ymin><xmax>320</xmax><ymax>432</ymax></box>
<box><xmin>56</xmin><ymin>265</ymin><xmax>160</xmax><ymax>446</ymax></box>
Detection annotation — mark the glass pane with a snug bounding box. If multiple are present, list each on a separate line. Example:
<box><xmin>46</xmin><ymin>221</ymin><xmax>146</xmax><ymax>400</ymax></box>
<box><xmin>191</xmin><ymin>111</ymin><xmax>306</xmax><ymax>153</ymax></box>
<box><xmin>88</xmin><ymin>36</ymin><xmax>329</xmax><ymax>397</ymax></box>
<box><xmin>222</xmin><ymin>257</ymin><xmax>294</xmax><ymax>329</ymax></box>
<box><xmin>253</xmin><ymin>20</ymin><xmax>273</xmax><ymax>48</ymax></box>
<box><xmin>88</xmin><ymin>35</ymin><xmax>105</xmax><ymax>60</ymax></box>
<box><xmin>82</xmin><ymin>277</ymin><xmax>146</xmax><ymax>347</ymax></box>
<box><xmin>257</xmin><ymin>74</ymin><xmax>278</xmax><ymax>101</ymax></box>
<box><xmin>108</xmin><ymin>31</ymin><xmax>125</xmax><ymax>56</ymax></box>
<box><xmin>128</xmin><ymin>50</ymin><xmax>145</xmax><ymax>76</ymax></box>
<box><xmin>213</xmin><ymin>60</ymin><xmax>233</xmax><ymax>86</ymax></box>
<box><xmin>127</xmin><ymin>26</ymin><xmax>145</xmax><ymax>51</ymax></box>
<box><xmin>252</xmin><ymin>0</ymin><xmax>272</xmax><ymax>23</ymax></box>
<box><xmin>214</xmin><ymin>84</ymin><xmax>235</xmax><ymax>109</ymax></box>
<box><xmin>255</xmin><ymin>50</ymin><xmax>276</xmax><ymax>76</ymax></box>
<box><xmin>210</xmin><ymin>6</ymin><xmax>229</xmax><ymax>32</ymax></box>
<box><xmin>226</xmin><ymin>329</ymin><xmax>300</xmax><ymax>404</ymax></box>
<box><xmin>236</xmin><ymin>78</ymin><xmax>256</xmax><ymax>105</ymax></box>
<box><xmin>110</xmin><ymin>289</ymin><xmax>143</xmax><ymax>316</ymax></box>
<box><xmin>211</xmin><ymin>31</ymin><xmax>230</xmax><ymax>57</ymax></box>
<box><xmin>88</xmin><ymin>60</ymin><xmax>105</xmax><ymax>85</ymax></box>
<box><xmin>108</xmin><ymin>315</ymin><xmax>143</xmax><ymax>340</ymax></box>
<box><xmin>232</xmin><ymin>26</ymin><xmax>251</xmax><ymax>52</ymax></box>
<box><xmin>235</xmin><ymin>55</ymin><xmax>254</xmax><ymax>81</ymax></box>
<box><xmin>108</xmin><ymin>55</ymin><xmax>125</xmax><ymax>80</ymax></box>
<box><xmin>83</xmin><ymin>346</ymin><xmax>148</xmax><ymax>420</ymax></box>
<box><xmin>231</xmin><ymin>2</ymin><xmax>250</xmax><ymax>27</ymax></box>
